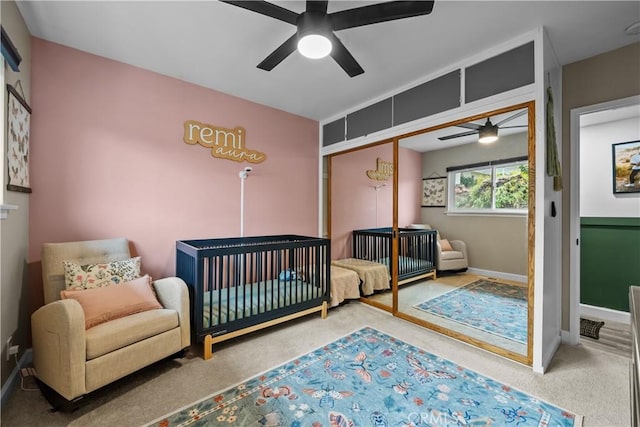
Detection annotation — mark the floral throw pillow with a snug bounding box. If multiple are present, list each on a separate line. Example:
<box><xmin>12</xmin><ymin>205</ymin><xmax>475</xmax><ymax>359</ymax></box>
<box><xmin>63</xmin><ymin>257</ymin><xmax>141</xmax><ymax>290</ymax></box>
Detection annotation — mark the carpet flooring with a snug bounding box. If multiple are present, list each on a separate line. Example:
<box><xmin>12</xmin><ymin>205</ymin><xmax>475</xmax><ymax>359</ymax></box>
<box><xmin>0</xmin><ymin>302</ymin><xmax>631</xmax><ymax>426</ymax></box>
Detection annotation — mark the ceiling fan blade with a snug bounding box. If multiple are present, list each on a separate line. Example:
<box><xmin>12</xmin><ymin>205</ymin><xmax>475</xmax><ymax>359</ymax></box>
<box><xmin>219</xmin><ymin>1</ymin><xmax>298</xmax><ymax>25</ymax></box>
<box><xmin>257</xmin><ymin>33</ymin><xmax>298</xmax><ymax>71</ymax></box>
<box><xmin>331</xmin><ymin>1</ymin><xmax>435</xmax><ymax>31</ymax></box>
<box><xmin>438</xmin><ymin>130</ymin><xmax>479</xmax><ymax>141</ymax></box>
<box><xmin>306</xmin><ymin>0</ymin><xmax>328</xmax><ymax>14</ymax></box>
<box><xmin>499</xmin><ymin>125</ymin><xmax>528</xmax><ymax>129</ymax></box>
<box><xmin>329</xmin><ymin>33</ymin><xmax>364</xmax><ymax>77</ymax></box>
<box><xmin>455</xmin><ymin>122</ymin><xmax>482</xmax><ymax>131</ymax></box>
<box><xmin>494</xmin><ymin>109</ymin><xmax>527</xmax><ymax>127</ymax></box>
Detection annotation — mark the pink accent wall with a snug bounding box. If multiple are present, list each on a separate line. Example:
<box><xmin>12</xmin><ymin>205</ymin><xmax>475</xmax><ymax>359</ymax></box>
<box><xmin>29</xmin><ymin>38</ymin><xmax>319</xmax><ymax>279</ymax></box>
<box><xmin>398</xmin><ymin>147</ymin><xmax>423</xmax><ymax>228</ymax></box>
<box><xmin>330</xmin><ymin>144</ymin><xmax>422</xmax><ymax>260</ymax></box>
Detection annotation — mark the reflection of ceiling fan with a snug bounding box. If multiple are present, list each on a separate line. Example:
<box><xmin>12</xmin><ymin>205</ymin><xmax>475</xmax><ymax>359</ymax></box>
<box><xmin>438</xmin><ymin>110</ymin><xmax>527</xmax><ymax>143</ymax></box>
<box><xmin>219</xmin><ymin>1</ymin><xmax>435</xmax><ymax>77</ymax></box>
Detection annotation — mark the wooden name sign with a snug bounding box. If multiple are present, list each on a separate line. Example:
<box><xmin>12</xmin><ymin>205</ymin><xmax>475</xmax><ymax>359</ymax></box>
<box><xmin>366</xmin><ymin>157</ymin><xmax>393</xmax><ymax>181</ymax></box>
<box><xmin>183</xmin><ymin>120</ymin><xmax>266</xmax><ymax>164</ymax></box>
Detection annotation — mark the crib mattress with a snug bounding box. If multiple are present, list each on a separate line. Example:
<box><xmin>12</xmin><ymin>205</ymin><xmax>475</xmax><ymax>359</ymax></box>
<box><xmin>330</xmin><ymin>265</ymin><xmax>361</xmax><ymax>307</ymax></box>
<box><xmin>201</xmin><ymin>280</ymin><xmax>323</xmax><ymax>326</ymax></box>
<box><xmin>331</xmin><ymin>258</ymin><xmax>390</xmax><ymax>296</ymax></box>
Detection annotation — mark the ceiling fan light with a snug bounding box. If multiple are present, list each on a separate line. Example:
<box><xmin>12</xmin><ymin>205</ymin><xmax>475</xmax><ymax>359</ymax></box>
<box><xmin>478</xmin><ymin>125</ymin><xmax>498</xmax><ymax>143</ymax></box>
<box><xmin>297</xmin><ymin>34</ymin><xmax>332</xmax><ymax>59</ymax></box>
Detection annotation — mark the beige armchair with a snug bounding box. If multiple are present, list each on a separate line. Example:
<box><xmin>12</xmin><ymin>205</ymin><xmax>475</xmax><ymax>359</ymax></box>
<box><xmin>32</xmin><ymin>238</ymin><xmax>190</xmax><ymax>410</ymax></box>
<box><xmin>408</xmin><ymin>224</ymin><xmax>468</xmax><ymax>273</ymax></box>
<box><xmin>437</xmin><ymin>239</ymin><xmax>469</xmax><ymax>272</ymax></box>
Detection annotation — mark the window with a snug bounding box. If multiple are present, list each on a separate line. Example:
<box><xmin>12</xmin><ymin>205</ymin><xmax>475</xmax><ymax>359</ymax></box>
<box><xmin>447</xmin><ymin>157</ymin><xmax>528</xmax><ymax>214</ymax></box>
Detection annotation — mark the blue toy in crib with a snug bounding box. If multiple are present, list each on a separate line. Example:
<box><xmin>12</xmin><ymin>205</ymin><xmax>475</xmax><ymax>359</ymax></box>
<box><xmin>279</xmin><ymin>269</ymin><xmax>297</xmax><ymax>281</ymax></box>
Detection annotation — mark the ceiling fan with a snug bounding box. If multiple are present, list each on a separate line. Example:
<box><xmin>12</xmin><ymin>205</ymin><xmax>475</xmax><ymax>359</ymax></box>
<box><xmin>438</xmin><ymin>110</ymin><xmax>528</xmax><ymax>144</ymax></box>
<box><xmin>219</xmin><ymin>1</ymin><xmax>435</xmax><ymax>77</ymax></box>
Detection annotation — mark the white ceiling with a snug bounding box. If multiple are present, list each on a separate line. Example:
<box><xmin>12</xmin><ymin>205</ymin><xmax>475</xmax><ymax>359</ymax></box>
<box><xmin>399</xmin><ymin>106</ymin><xmax>529</xmax><ymax>152</ymax></box>
<box><xmin>16</xmin><ymin>1</ymin><xmax>640</xmax><ymax>122</ymax></box>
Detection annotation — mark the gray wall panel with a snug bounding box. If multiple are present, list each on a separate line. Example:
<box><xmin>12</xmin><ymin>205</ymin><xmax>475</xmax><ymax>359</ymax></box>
<box><xmin>394</xmin><ymin>70</ymin><xmax>461</xmax><ymax>125</ymax></box>
<box><xmin>323</xmin><ymin>117</ymin><xmax>346</xmax><ymax>146</ymax></box>
<box><xmin>465</xmin><ymin>42</ymin><xmax>535</xmax><ymax>103</ymax></box>
<box><xmin>346</xmin><ymin>98</ymin><xmax>393</xmax><ymax>140</ymax></box>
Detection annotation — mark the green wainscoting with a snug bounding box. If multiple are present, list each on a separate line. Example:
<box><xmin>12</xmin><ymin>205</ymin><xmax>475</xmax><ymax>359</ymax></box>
<box><xmin>581</xmin><ymin>217</ymin><xmax>640</xmax><ymax>312</ymax></box>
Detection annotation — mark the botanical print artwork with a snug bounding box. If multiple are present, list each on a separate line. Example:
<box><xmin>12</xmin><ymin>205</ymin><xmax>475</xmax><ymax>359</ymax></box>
<box><xmin>148</xmin><ymin>327</ymin><xmax>578</xmax><ymax>427</ymax></box>
<box><xmin>414</xmin><ymin>279</ymin><xmax>528</xmax><ymax>344</ymax></box>
<box><xmin>6</xmin><ymin>85</ymin><xmax>32</xmax><ymax>192</ymax></box>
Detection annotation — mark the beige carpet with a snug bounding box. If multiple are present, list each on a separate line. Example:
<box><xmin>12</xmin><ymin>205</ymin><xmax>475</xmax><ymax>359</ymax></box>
<box><xmin>1</xmin><ymin>302</ymin><xmax>631</xmax><ymax>427</ymax></box>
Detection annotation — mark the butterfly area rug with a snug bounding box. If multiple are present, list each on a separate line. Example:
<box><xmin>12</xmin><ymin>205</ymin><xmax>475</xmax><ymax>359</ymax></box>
<box><xmin>147</xmin><ymin>327</ymin><xmax>579</xmax><ymax>426</ymax></box>
<box><xmin>413</xmin><ymin>279</ymin><xmax>528</xmax><ymax>345</ymax></box>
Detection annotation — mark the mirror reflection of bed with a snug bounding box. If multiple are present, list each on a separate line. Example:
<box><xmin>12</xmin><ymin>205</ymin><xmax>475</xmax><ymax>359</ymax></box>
<box><xmin>328</xmin><ymin>103</ymin><xmax>532</xmax><ymax>363</ymax></box>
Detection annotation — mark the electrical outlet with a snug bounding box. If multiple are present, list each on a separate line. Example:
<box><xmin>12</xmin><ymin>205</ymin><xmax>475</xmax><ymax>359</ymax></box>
<box><xmin>5</xmin><ymin>336</ymin><xmax>12</xmax><ymax>361</ymax></box>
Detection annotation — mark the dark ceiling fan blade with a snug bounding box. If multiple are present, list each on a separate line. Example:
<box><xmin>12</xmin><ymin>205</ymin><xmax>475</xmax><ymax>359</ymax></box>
<box><xmin>219</xmin><ymin>1</ymin><xmax>298</xmax><ymax>25</ymax></box>
<box><xmin>499</xmin><ymin>125</ymin><xmax>528</xmax><ymax>129</ymax></box>
<box><xmin>494</xmin><ymin>109</ymin><xmax>527</xmax><ymax>127</ymax></box>
<box><xmin>455</xmin><ymin>122</ymin><xmax>482</xmax><ymax>131</ymax></box>
<box><xmin>329</xmin><ymin>33</ymin><xmax>364</xmax><ymax>77</ymax></box>
<box><xmin>306</xmin><ymin>0</ymin><xmax>328</xmax><ymax>14</ymax></box>
<box><xmin>257</xmin><ymin>33</ymin><xmax>298</xmax><ymax>71</ymax></box>
<box><xmin>438</xmin><ymin>130</ymin><xmax>479</xmax><ymax>141</ymax></box>
<box><xmin>331</xmin><ymin>1</ymin><xmax>435</xmax><ymax>31</ymax></box>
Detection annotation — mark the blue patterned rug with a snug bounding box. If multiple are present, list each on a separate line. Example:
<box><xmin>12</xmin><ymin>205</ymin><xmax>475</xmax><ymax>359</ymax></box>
<box><xmin>414</xmin><ymin>279</ymin><xmax>528</xmax><ymax>345</ymax></box>
<box><xmin>148</xmin><ymin>327</ymin><xmax>578</xmax><ymax>426</ymax></box>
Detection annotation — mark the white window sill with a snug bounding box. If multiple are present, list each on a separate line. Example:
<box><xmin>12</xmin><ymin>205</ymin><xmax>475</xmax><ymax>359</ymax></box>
<box><xmin>445</xmin><ymin>210</ymin><xmax>527</xmax><ymax>218</ymax></box>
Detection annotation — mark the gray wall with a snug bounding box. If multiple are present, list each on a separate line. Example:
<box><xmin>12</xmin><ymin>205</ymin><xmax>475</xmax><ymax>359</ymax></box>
<box><xmin>561</xmin><ymin>42</ymin><xmax>640</xmax><ymax>329</ymax></box>
<box><xmin>1</xmin><ymin>0</ymin><xmax>32</xmax><ymax>387</ymax></box>
<box><xmin>417</xmin><ymin>132</ymin><xmax>529</xmax><ymax>276</ymax></box>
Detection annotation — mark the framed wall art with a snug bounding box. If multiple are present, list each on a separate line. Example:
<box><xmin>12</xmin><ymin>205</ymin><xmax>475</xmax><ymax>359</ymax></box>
<box><xmin>612</xmin><ymin>140</ymin><xmax>640</xmax><ymax>194</ymax></box>
<box><xmin>422</xmin><ymin>177</ymin><xmax>446</xmax><ymax>207</ymax></box>
<box><xmin>6</xmin><ymin>83</ymin><xmax>31</xmax><ymax>193</ymax></box>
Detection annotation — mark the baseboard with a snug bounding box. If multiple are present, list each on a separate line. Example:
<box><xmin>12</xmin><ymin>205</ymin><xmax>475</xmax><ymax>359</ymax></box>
<box><xmin>467</xmin><ymin>268</ymin><xmax>527</xmax><ymax>284</ymax></box>
<box><xmin>561</xmin><ymin>329</ymin><xmax>578</xmax><ymax>345</ymax></box>
<box><xmin>580</xmin><ymin>303</ymin><xmax>630</xmax><ymax>324</ymax></box>
<box><xmin>1</xmin><ymin>349</ymin><xmax>33</xmax><ymax>407</ymax></box>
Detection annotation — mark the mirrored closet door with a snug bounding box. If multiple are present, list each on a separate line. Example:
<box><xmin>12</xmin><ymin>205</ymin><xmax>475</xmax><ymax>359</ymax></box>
<box><xmin>326</xmin><ymin>102</ymin><xmax>534</xmax><ymax>365</ymax></box>
<box><xmin>394</xmin><ymin>102</ymin><xmax>534</xmax><ymax>364</ymax></box>
<box><xmin>329</xmin><ymin>140</ymin><xmax>394</xmax><ymax>312</ymax></box>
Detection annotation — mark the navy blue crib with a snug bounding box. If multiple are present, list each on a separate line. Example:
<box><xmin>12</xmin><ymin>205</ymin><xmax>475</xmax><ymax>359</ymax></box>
<box><xmin>176</xmin><ymin>235</ymin><xmax>330</xmax><ymax>359</ymax></box>
<box><xmin>352</xmin><ymin>227</ymin><xmax>437</xmax><ymax>285</ymax></box>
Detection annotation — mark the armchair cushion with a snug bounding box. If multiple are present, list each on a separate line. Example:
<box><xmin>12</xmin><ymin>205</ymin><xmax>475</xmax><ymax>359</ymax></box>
<box><xmin>85</xmin><ymin>309</ymin><xmax>179</xmax><ymax>360</ymax></box>
<box><xmin>61</xmin><ymin>275</ymin><xmax>162</xmax><ymax>329</ymax></box>
<box><xmin>63</xmin><ymin>256</ymin><xmax>141</xmax><ymax>290</ymax></box>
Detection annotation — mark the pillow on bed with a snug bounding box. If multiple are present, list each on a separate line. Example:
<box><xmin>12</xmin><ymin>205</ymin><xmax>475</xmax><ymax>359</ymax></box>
<box><xmin>60</xmin><ymin>274</ymin><xmax>161</xmax><ymax>329</ymax></box>
<box><xmin>439</xmin><ymin>239</ymin><xmax>453</xmax><ymax>251</ymax></box>
<box><xmin>63</xmin><ymin>256</ymin><xmax>141</xmax><ymax>290</ymax></box>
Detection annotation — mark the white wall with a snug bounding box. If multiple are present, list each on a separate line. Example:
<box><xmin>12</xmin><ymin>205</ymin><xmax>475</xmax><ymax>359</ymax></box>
<box><xmin>580</xmin><ymin>116</ymin><xmax>640</xmax><ymax>217</ymax></box>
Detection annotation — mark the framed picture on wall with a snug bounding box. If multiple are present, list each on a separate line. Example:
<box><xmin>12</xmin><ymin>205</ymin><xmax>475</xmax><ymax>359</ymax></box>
<box><xmin>612</xmin><ymin>140</ymin><xmax>640</xmax><ymax>194</ymax></box>
<box><xmin>6</xmin><ymin>84</ymin><xmax>32</xmax><ymax>193</ymax></box>
<box><xmin>422</xmin><ymin>177</ymin><xmax>446</xmax><ymax>207</ymax></box>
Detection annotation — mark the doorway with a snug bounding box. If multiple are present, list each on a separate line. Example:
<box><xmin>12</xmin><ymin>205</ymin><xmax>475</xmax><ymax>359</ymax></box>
<box><xmin>569</xmin><ymin>95</ymin><xmax>640</xmax><ymax>344</ymax></box>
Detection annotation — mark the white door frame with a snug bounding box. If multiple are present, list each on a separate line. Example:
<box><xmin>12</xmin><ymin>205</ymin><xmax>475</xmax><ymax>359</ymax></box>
<box><xmin>568</xmin><ymin>94</ymin><xmax>640</xmax><ymax>344</ymax></box>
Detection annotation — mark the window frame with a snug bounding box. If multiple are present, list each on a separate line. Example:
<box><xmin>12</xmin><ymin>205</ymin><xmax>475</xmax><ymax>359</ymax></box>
<box><xmin>446</xmin><ymin>156</ymin><xmax>528</xmax><ymax>216</ymax></box>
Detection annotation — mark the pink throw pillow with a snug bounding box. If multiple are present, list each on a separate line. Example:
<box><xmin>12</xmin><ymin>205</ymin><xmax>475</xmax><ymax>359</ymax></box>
<box><xmin>60</xmin><ymin>274</ymin><xmax>162</xmax><ymax>329</ymax></box>
<box><xmin>439</xmin><ymin>239</ymin><xmax>453</xmax><ymax>252</ymax></box>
